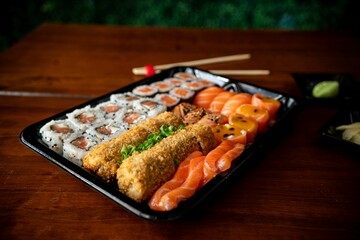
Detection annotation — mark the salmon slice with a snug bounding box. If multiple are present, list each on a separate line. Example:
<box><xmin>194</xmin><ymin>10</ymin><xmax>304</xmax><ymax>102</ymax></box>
<box><xmin>235</xmin><ymin>104</ymin><xmax>270</xmax><ymax>133</ymax></box>
<box><xmin>100</xmin><ymin>105</ymin><xmax>121</xmax><ymax>113</ymax></box>
<box><xmin>193</xmin><ymin>87</ymin><xmax>225</xmax><ymax>109</ymax></box>
<box><xmin>221</xmin><ymin>93</ymin><xmax>252</xmax><ymax>117</ymax></box>
<box><xmin>216</xmin><ymin>143</ymin><xmax>245</xmax><ymax>172</ymax></box>
<box><xmin>202</xmin><ymin>140</ymin><xmax>234</xmax><ymax>186</ymax></box>
<box><xmin>154</xmin><ymin>156</ymin><xmax>206</xmax><ymax>211</ymax></box>
<box><xmin>251</xmin><ymin>94</ymin><xmax>281</xmax><ymax>124</ymax></box>
<box><xmin>209</xmin><ymin>91</ymin><xmax>236</xmax><ymax>114</ymax></box>
<box><xmin>148</xmin><ymin>151</ymin><xmax>203</xmax><ymax>210</ymax></box>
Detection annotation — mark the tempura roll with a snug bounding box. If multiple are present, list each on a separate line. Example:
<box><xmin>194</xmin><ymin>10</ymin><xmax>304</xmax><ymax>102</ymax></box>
<box><xmin>117</xmin><ymin>124</ymin><xmax>215</xmax><ymax>202</ymax></box>
<box><xmin>82</xmin><ymin>111</ymin><xmax>183</xmax><ymax>182</ymax></box>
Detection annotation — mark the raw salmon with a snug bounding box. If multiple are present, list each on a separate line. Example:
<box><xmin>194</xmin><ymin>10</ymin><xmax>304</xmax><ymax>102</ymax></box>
<box><xmin>193</xmin><ymin>87</ymin><xmax>225</xmax><ymax>109</ymax></box>
<box><xmin>221</xmin><ymin>93</ymin><xmax>252</xmax><ymax>117</ymax></box>
<box><xmin>202</xmin><ymin>140</ymin><xmax>235</xmax><ymax>186</ymax></box>
<box><xmin>209</xmin><ymin>91</ymin><xmax>236</xmax><ymax>114</ymax></box>
<box><xmin>216</xmin><ymin>143</ymin><xmax>245</xmax><ymax>172</ymax></box>
<box><xmin>148</xmin><ymin>151</ymin><xmax>203</xmax><ymax>210</ymax></box>
<box><xmin>152</xmin><ymin>156</ymin><xmax>206</xmax><ymax>211</ymax></box>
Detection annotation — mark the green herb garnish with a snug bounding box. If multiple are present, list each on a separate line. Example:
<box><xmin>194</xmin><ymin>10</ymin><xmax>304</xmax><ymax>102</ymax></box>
<box><xmin>120</xmin><ymin>125</ymin><xmax>184</xmax><ymax>162</ymax></box>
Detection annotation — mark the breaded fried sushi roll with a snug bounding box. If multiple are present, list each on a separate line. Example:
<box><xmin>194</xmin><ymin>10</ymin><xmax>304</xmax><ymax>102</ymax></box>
<box><xmin>117</xmin><ymin>124</ymin><xmax>215</xmax><ymax>202</ymax></box>
<box><xmin>82</xmin><ymin>112</ymin><xmax>183</xmax><ymax>182</ymax></box>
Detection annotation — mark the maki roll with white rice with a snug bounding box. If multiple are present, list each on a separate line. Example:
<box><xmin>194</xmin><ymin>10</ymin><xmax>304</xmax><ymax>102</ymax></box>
<box><xmin>95</xmin><ymin>101</ymin><xmax>126</xmax><ymax>119</ymax></box>
<box><xmin>40</xmin><ymin>119</ymin><xmax>76</xmax><ymax>154</ymax></box>
<box><xmin>155</xmin><ymin>93</ymin><xmax>180</xmax><ymax>108</ymax></box>
<box><xmin>164</xmin><ymin>77</ymin><xmax>185</xmax><ymax>86</ymax></box>
<box><xmin>150</xmin><ymin>81</ymin><xmax>174</xmax><ymax>92</ymax></box>
<box><xmin>132</xmin><ymin>85</ymin><xmax>158</xmax><ymax>97</ymax></box>
<box><xmin>118</xmin><ymin>110</ymin><xmax>147</xmax><ymax>126</ymax></box>
<box><xmin>181</xmin><ymin>81</ymin><xmax>205</xmax><ymax>91</ymax></box>
<box><xmin>169</xmin><ymin>87</ymin><xmax>195</xmax><ymax>101</ymax></box>
<box><xmin>85</xmin><ymin>119</ymin><xmax>127</xmax><ymax>142</ymax></box>
<box><xmin>110</xmin><ymin>92</ymin><xmax>140</xmax><ymax>107</ymax></box>
<box><xmin>198</xmin><ymin>78</ymin><xmax>215</xmax><ymax>87</ymax></box>
<box><xmin>174</xmin><ymin>72</ymin><xmax>196</xmax><ymax>81</ymax></box>
<box><xmin>62</xmin><ymin>132</ymin><xmax>99</xmax><ymax>166</ymax></box>
<box><xmin>66</xmin><ymin>105</ymin><xmax>105</xmax><ymax>131</ymax></box>
<box><xmin>133</xmin><ymin>98</ymin><xmax>167</xmax><ymax>117</ymax></box>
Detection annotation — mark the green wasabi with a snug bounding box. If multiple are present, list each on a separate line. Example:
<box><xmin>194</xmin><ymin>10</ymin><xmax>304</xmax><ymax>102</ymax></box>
<box><xmin>312</xmin><ymin>81</ymin><xmax>339</xmax><ymax>98</ymax></box>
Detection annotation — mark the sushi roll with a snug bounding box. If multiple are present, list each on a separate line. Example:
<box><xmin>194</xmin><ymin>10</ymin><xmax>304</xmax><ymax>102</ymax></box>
<box><xmin>181</xmin><ymin>81</ymin><xmax>205</xmax><ymax>91</ymax></box>
<box><xmin>40</xmin><ymin>119</ymin><xmax>76</xmax><ymax>154</ymax></box>
<box><xmin>174</xmin><ymin>72</ymin><xmax>196</xmax><ymax>81</ymax></box>
<box><xmin>155</xmin><ymin>93</ymin><xmax>180</xmax><ymax>108</ymax></box>
<box><xmin>163</xmin><ymin>78</ymin><xmax>185</xmax><ymax>87</ymax></box>
<box><xmin>169</xmin><ymin>87</ymin><xmax>195</xmax><ymax>101</ymax></box>
<box><xmin>133</xmin><ymin>98</ymin><xmax>167</xmax><ymax>117</ymax></box>
<box><xmin>62</xmin><ymin>132</ymin><xmax>99</xmax><ymax>166</ymax></box>
<box><xmin>150</xmin><ymin>81</ymin><xmax>174</xmax><ymax>92</ymax></box>
<box><xmin>197</xmin><ymin>78</ymin><xmax>215</xmax><ymax>88</ymax></box>
<box><xmin>82</xmin><ymin>111</ymin><xmax>184</xmax><ymax>182</ymax></box>
<box><xmin>66</xmin><ymin>105</ymin><xmax>105</xmax><ymax>131</ymax></box>
<box><xmin>132</xmin><ymin>85</ymin><xmax>158</xmax><ymax>97</ymax></box>
<box><xmin>117</xmin><ymin>109</ymin><xmax>147</xmax><ymax>126</ymax></box>
<box><xmin>85</xmin><ymin>119</ymin><xmax>128</xmax><ymax>142</ymax></box>
<box><xmin>95</xmin><ymin>101</ymin><xmax>125</xmax><ymax>119</ymax></box>
<box><xmin>110</xmin><ymin>92</ymin><xmax>141</xmax><ymax>106</ymax></box>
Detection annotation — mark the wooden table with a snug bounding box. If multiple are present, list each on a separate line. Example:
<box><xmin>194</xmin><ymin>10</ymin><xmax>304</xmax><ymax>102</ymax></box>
<box><xmin>1</xmin><ymin>24</ymin><xmax>360</xmax><ymax>239</ymax></box>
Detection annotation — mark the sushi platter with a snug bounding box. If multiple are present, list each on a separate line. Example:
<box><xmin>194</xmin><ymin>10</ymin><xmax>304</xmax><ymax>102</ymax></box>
<box><xmin>20</xmin><ymin>67</ymin><xmax>300</xmax><ymax>221</ymax></box>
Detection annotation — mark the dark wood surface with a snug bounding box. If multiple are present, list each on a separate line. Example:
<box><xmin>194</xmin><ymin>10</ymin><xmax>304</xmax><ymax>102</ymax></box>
<box><xmin>1</xmin><ymin>24</ymin><xmax>359</xmax><ymax>239</ymax></box>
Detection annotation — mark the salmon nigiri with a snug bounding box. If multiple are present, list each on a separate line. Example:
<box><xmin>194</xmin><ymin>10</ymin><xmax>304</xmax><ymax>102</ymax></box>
<box><xmin>221</xmin><ymin>93</ymin><xmax>252</xmax><ymax>117</ymax></box>
<box><xmin>209</xmin><ymin>91</ymin><xmax>236</xmax><ymax>114</ymax></box>
<box><xmin>193</xmin><ymin>86</ymin><xmax>225</xmax><ymax>109</ymax></box>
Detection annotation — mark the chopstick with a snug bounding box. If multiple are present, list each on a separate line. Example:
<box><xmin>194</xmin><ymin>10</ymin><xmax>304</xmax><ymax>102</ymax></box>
<box><xmin>132</xmin><ymin>54</ymin><xmax>252</xmax><ymax>75</ymax></box>
<box><xmin>210</xmin><ymin>69</ymin><xmax>270</xmax><ymax>75</ymax></box>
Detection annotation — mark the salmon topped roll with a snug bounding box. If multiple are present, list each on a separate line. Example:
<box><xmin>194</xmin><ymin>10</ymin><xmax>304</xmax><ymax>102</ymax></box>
<box><xmin>82</xmin><ymin>112</ymin><xmax>183</xmax><ymax>182</ymax></box>
<box><xmin>117</xmin><ymin>123</ymin><xmax>216</xmax><ymax>202</ymax></box>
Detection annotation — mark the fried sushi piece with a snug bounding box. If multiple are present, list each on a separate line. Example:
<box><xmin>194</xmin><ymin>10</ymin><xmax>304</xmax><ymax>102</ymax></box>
<box><xmin>117</xmin><ymin>123</ymin><xmax>216</xmax><ymax>202</ymax></box>
<box><xmin>82</xmin><ymin>111</ymin><xmax>183</xmax><ymax>182</ymax></box>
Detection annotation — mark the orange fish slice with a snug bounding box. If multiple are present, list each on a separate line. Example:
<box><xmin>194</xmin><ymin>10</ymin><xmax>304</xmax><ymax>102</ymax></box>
<box><xmin>235</xmin><ymin>104</ymin><xmax>270</xmax><ymax>133</ymax></box>
<box><xmin>216</xmin><ymin>143</ymin><xmax>245</xmax><ymax>172</ymax></box>
<box><xmin>202</xmin><ymin>140</ymin><xmax>235</xmax><ymax>186</ymax></box>
<box><xmin>251</xmin><ymin>93</ymin><xmax>281</xmax><ymax>124</ymax></box>
<box><xmin>156</xmin><ymin>156</ymin><xmax>206</xmax><ymax>211</ymax></box>
<box><xmin>193</xmin><ymin>86</ymin><xmax>225</xmax><ymax>109</ymax></box>
<box><xmin>212</xmin><ymin>124</ymin><xmax>248</xmax><ymax>145</ymax></box>
<box><xmin>148</xmin><ymin>151</ymin><xmax>203</xmax><ymax>211</ymax></box>
<box><xmin>221</xmin><ymin>93</ymin><xmax>252</xmax><ymax>117</ymax></box>
<box><xmin>209</xmin><ymin>91</ymin><xmax>236</xmax><ymax>114</ymax></box>
<box><xmin>228</xmin><ymin>113</ymin><xmax>258</xmax><ymax>143</ymax></box>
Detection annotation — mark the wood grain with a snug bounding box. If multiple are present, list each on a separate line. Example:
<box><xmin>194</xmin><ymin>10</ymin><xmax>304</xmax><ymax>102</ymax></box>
<box><xmin>0</xmin><ymin>24</ymin><xmax>360</xmax><ymax>240</ymax></box>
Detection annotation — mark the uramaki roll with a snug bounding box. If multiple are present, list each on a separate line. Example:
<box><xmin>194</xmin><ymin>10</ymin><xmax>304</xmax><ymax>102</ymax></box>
<box><xmin>82</xmin><ymin>112</ymin><xmax>183</xmax><ymax>182</ymax></box>
<box><xmin>117</xmin><ymin>124</ymin><xmax>216</xmax><ymax>202</ymax></box>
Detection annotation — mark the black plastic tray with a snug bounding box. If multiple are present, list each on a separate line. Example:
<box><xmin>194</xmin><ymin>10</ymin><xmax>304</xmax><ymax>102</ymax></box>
<box><xmin>20</xmin><ymin>67</ymin><xmax>300</xmax><ymax>221</ymax></box>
